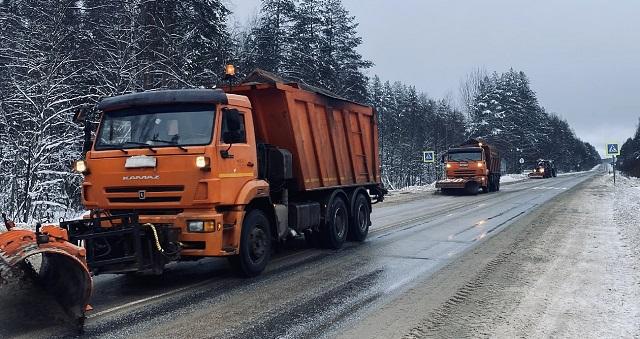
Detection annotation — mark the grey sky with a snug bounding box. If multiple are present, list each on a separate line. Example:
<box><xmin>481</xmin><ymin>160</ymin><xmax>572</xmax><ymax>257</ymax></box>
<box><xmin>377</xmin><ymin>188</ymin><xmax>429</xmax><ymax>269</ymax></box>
<box><xmin>228</xmin><ymin>0</ymin><xmax>640</xmax><ymax>157</ymax></box>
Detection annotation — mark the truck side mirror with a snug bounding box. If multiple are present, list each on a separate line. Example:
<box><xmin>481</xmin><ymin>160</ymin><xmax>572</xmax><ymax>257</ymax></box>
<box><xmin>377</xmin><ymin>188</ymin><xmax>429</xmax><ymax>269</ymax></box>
<box><xmin>73</xmin><ymin>109</ymin><xmax>86</xmax><ymax>124</ymax></box>
<box><xmin>73</xmin><ymin>107</ymin><xmax>95</xmax><ymax>155</ymax></box>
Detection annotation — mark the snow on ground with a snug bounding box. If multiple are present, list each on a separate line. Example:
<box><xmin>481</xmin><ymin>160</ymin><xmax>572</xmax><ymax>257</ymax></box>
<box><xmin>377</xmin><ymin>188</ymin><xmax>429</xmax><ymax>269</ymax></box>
<box><xmin>500</xmin><ymin>173</ymin><xmax>528</xmax><ymax>183</ymax></box>
<box><xmin>613</xmin><ymin>173</ymin><xmax>640</xmax><ymax>263</ymax></box>
<box><xmin>394</xmin><ymin>181</ymin><xmax>438</xmax><ymax>194</ymax></box>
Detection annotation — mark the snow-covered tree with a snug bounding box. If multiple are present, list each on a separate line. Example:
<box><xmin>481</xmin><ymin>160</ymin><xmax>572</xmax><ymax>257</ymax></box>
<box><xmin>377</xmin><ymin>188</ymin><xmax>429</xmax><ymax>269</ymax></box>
<box><xmin>468</xmin><ymin>68</ymin><xmax>601</xmax><ymax>173</ymax></box>
<box><xmin>245</xmin><ymin>0</ymin><xmax>295</xmax><ymax>74</ymax></box>
<box><xmin>0</xmin><ymin>0</ymin><xmax>85</xmax><ymax>221</ymax></box>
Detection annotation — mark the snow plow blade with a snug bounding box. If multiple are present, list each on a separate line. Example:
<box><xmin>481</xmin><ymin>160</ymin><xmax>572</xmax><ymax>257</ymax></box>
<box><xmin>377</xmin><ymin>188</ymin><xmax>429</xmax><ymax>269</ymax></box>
<box><xmin>0</xmin><ymin>225</ymin><xmax>92</xmax><ymax>332</ymax></box>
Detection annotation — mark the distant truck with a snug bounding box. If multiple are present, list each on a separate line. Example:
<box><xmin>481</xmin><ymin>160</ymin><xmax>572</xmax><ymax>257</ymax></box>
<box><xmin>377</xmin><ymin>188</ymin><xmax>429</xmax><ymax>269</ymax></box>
<box><xmin>436</xmin><ymin>139</ymin><xmax>501</xmax><ymax>194</ymax></box>
<box><xmin>65</xmin><ymin>70</ymin><xmax>386</xmax><ymax>278</ymax></box>
<box><xmin>528</xmin><ymin>159</ymin><xmax>557</xmax><ymax>178</ymax></box>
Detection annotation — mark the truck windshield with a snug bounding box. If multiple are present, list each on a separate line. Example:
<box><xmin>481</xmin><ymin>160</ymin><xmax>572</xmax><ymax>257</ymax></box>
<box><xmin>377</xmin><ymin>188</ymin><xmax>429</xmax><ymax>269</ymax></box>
<box><xmin>448</xmin><ymin>151</ymin><xmax>482</xmax><ymax>162</ymax></box>
<box><xmin>95</xmin><ymin>104</ymin><xmax>215</xmax><ymax>151</ymax></box>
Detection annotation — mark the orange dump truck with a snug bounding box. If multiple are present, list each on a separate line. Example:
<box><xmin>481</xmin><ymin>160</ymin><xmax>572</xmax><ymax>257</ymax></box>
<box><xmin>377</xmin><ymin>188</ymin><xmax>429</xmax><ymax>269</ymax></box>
<box><xmin>0</xmin><ymin>73</ymin><xmax>384</xmax><ymax>325</ymax></box>
<box><xmin>436</xmin><ymin>139</ymin><xmax>501</xmax><ymax>194</ymax></box>
<box><xmin>69</xmin><ymin>75</ymin><xmax>384</xmax><ymax>279</ymax></box>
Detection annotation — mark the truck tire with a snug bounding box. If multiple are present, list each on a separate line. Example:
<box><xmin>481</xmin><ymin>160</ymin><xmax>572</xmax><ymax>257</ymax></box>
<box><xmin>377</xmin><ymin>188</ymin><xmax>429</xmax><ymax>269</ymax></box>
<box><xmin>229</xmin><ymin>209</ymin><xmax>272</xmax><ymax>277</ymax></box>
<box><xmin>323</xmin><ymin>196</ymin><xmax>349</xmax><ymax>249</ymax></box>
<box><xmin>466</xmin><ymin>182</ymin><xmax>479</xmax><ymax>195</ymax></box>
<box><xmin>488</xmin><ymin>176</ymin><xmax>497</xmax><ymax>192</ymax></box>
<box><xmin>348</xmin><ymin>193</ymin><xmax>371</xmax><ymax>242</ymax></box>
<box><xmin>482</xmin><ymin>184</ymin><xmax>489</xmax><ymax>194</ymax></box>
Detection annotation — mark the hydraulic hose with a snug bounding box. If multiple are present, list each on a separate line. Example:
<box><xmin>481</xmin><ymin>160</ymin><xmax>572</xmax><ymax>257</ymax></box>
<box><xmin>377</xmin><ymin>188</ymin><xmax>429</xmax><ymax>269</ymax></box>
<box><xmin>142</xmin><ymin>223</ymin><xmax>181</xmax><ymax>258</ymax></box>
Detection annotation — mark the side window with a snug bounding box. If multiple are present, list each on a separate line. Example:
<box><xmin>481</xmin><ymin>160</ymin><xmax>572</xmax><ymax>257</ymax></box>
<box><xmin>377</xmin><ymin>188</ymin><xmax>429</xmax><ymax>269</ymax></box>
<box><xmin>221</xmin><ymin>111</ymin><xmax>247</xmax><ymax>143</ymax></box>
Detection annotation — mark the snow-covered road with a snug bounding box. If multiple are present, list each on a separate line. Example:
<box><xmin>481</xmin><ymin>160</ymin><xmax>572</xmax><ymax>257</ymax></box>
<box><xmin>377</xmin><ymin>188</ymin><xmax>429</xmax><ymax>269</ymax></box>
<box><xmin>338</xmin><ymin>171</ymin><xmax>640</xmax><ymax>338</ymax></box>
<box><xmin>1</xmin><ymin>168</ymin><xmax>603</xmax><ymax>338</ymax></box>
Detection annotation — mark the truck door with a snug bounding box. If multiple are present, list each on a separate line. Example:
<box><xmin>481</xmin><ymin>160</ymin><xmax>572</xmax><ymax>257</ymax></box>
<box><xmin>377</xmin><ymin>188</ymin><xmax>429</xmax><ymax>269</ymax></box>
<box><xmin>217</xmin><ymin>107</ymin><xmax>258</xmax><ymax>205</ymax></box>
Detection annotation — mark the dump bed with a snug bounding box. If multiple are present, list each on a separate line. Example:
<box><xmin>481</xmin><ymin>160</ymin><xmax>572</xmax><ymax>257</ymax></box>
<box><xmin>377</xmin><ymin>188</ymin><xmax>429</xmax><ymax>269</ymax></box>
<box><xmin>482</xmin><ymin>144</ymin><xmax>501</xmax><ymax>174</ymax></box>
<box><xmin>229</xmin><ymin>82</ymin><xmax>381</xmax><ymax>191</ymax></box>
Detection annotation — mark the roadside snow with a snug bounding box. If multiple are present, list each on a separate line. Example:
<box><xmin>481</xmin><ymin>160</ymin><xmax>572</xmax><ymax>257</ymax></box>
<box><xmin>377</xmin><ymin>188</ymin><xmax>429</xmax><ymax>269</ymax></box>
<box><xmin>500</xmin><ymin>173</ymin><xmax>528</xmax><ymax>183</ymax></box>
<box><xmin>394</xmin><ymin>182</ymin><xmax>437</xmax><ymax>194</ymax></box>
<box><xmin>613</xmin><ymin>174</ymin><xmax>640</xmax><ymax>264</ymax></box>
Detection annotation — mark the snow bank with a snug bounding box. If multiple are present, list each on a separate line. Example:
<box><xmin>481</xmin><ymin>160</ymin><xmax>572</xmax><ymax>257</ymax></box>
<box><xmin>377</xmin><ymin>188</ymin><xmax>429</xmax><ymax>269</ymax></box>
<box><xmin>500</xmin><ymin>174</ymin><xmax>528</xmax><ymax>184</ymax></box>
<box><xmin>612</xmin><ymin>174</ymin><xmax>640</xmax><ymax>267</ymax></box>
<box><xmin>388</xmin><ymin>181</ymin><xmax>438</xmax><ymax>195</ymax></box>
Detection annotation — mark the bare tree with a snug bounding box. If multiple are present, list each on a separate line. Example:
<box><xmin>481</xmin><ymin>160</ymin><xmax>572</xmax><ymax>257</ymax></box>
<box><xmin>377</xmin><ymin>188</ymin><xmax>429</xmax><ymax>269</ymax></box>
<box><xmin>458</xmin><ymin>67</ymin><xmax>488</xmax><ymax>118</ymax></box>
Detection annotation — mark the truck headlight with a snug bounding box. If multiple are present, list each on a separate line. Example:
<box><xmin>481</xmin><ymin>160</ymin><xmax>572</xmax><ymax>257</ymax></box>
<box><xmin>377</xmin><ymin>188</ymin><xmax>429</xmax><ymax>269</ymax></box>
<box><xmin>188</xmin><ymin>221</ymin><xmax>204</xmax><ymax>232</ymax></box>
<box><xmin>195</xmin><ymin>156</ymin><xmax>211</xmax><ymax>170</ymax></box>
<box><xmin>74</xmin><ymin>160</ymin><xmax>88</xmax><ymax>174</ymax></box>
<box><xmin>188</xmin><ymin>220</ymin><xmax>216</xmax><ymax>232</ymax></box>
<box><xmin>477</xmin><ymin>162</ymin><xmax>483</xmax><ymax>168</ymax></box>
<box><xmin>540</xmin><ymin>168</ymin><xmax>545</xmax><ymax>173</ymax></box>
<box><xmin>446</xmin><ymin>163</ymin><xmax>452</xmax><ymax>168</ymax></box>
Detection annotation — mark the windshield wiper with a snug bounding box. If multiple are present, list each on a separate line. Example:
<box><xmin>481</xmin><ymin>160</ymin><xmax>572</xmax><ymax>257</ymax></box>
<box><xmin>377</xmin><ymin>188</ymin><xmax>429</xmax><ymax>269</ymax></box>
<box><xmin>123</xmin><ymin>141</ymin><xmax>157</xmax><ymax>153</ymax></box>
<box><xmin>98</xmin><ymin>143</ymin><xmax>128</xmax><ymax>154</ymax></box>
<box><xmin>150</xmin><ymin>139</ymin><xmax>188</xmax><ymax>152</ymax></box>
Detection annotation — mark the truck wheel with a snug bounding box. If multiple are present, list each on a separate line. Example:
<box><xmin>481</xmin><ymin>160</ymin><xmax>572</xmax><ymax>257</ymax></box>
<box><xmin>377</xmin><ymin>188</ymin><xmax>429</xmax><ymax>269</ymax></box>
<box><xmin>229</xmin><ymin>209</ymin><xmax>272</xmax><ymax>277</ymax></box>
<box><xmin>348</xmin><ymin>194</ymin><xmax>370</xmax><ymax>242</ymax></box>
<box><xmin>482</xmin><ymin>184</ymin><xmax>489</xmax><ymax>193</ymax></box>
<box><xmin>466</xmin><ymin>182</ymin><xmax>479</xmax><ymax>195</ymax></box>
<box><xmin>496</xmin><ymin>180</ymin><xmax>501</xmax><ymax>192</ymax></box>
<box><xmin>323</xmin><ymin>196</ymin><xmax>349</xmax><ymax>249</ymax></box>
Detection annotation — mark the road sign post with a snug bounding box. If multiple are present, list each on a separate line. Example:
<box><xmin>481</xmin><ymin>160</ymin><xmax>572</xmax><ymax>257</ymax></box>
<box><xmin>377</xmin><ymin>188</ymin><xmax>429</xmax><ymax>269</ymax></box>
<box><xmin>423</xmin><ymin>151</ymin><xmax>436</xmax><ymax>183</ymax></box>
<box><xmin>423</xmin><ymin>151</ymin><xmax>435</xmax><ymax>163</ymax></box>
<box><xmin>606</xmin><ymin>143</ymin><xmax>620</xmax><ymax>185</ymax></box>
<box><xmin>519</xmin><ymin>157</ymin><xmax>525</xmax><ymax>174</ymax></box>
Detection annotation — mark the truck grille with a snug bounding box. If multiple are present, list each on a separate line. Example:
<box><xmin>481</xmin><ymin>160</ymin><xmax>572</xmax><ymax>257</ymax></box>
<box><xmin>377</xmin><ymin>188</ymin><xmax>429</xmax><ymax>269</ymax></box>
<box><xmin>453</xmin><ymin>170</ymin><xmax>476</xmax><ymax>177</ymax></box>
<box><xmin>106</xmin><ymin>186</ymin><xmax>184</xmax><ymax>193</ymax></box>
<box><xmin>105</xmin><ymin>186</ymin><xmax>184</xmax><ymax>204</ymax></box>
<box><xmin>110</xmin><ymin>209</ymin><xmax>184</xmax><ymax>216</ymax></box>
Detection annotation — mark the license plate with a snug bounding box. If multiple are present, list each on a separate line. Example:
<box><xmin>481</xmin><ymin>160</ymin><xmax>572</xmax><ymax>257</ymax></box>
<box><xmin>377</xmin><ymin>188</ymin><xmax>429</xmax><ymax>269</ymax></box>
<box><xmin>125</xmin><ymin>156</ymin><xmax>157</xmax><ymax>168</ymax></box>
<box><xmin>459</xmin><ymin>163</ymin><xmax>468</xmax><ymax>167</ymax></box>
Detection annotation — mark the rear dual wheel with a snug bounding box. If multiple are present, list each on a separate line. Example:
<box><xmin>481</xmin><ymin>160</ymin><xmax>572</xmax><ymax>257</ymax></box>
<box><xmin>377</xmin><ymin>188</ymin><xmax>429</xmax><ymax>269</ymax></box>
<box><xmin>322</xmin><ymin>196</ymin><xmax>349</xmax><ymax>249</ymax></box>
<box><xmin>322</xmin><ymin>192</ymin><xmax>371</xmax><ymax>248</ymax></box>
<box><xmin>348</xmin><ymin>194</ymin><xmax>371</xmax><ymax>242</ymax></box>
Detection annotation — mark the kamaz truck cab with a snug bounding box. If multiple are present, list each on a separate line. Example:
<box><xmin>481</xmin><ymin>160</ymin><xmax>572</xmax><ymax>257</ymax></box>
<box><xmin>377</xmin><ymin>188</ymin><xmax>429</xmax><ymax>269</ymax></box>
<box><xmin>528</xmin><ymin>159</ymin><xmax>557</xmax><ymax>179</ymax></box>
<box><xmin>436</xmin><ymin>139</ymin><xmax>501</xmax><ymax>194</ymax></box>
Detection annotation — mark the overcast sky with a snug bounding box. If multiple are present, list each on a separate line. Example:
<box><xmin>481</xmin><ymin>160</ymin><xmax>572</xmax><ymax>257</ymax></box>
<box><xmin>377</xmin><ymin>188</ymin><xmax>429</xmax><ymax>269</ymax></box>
<box><xmin>228</xmin><ymin>0</ymin><xmax>640</xmax><ymax>157</ymax></box>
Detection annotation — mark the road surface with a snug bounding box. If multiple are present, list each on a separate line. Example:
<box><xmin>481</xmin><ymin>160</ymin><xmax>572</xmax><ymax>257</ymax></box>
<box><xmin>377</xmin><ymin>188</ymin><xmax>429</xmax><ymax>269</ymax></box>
<box><xmin>6</xmin><ymin>170</ymin><xmax>601</xmax><ymax>338</ymax></box>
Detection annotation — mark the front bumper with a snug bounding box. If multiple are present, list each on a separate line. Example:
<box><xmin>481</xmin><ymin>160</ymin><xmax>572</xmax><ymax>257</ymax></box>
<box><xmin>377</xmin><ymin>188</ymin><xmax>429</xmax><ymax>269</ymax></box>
<box><xmin>436</xmin><ymin>177</ymin><xmax>483</xmax><ymax>189</ymax></box>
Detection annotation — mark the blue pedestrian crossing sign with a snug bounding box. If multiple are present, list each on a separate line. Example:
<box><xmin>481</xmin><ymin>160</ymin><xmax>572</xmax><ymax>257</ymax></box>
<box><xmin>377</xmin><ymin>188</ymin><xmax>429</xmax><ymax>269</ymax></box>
<box><xmin>606</xmin><ymin>143</ymin><xmax>620</xmax><ymax>156</ymax></box>
<box><xmin>423</xmin><ymin>151</ymin><xmax>435</xmax><ymax>163</ymax></box>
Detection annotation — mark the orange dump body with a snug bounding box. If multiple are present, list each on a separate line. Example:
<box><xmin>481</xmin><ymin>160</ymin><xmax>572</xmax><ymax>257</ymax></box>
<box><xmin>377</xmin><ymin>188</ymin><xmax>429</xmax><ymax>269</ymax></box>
<box><xmin>228</xmin><ymin>82</ymin><xmax>382</xmax><ymax>191</ymax></box>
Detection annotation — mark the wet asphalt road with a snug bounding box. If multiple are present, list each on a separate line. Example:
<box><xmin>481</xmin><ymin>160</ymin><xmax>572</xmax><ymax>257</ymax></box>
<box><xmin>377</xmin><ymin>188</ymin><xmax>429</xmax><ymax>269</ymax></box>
<box><xmin>59</xmin><ymin>171</ymin><xmax>596</xmax><ymax>338</ymax></box>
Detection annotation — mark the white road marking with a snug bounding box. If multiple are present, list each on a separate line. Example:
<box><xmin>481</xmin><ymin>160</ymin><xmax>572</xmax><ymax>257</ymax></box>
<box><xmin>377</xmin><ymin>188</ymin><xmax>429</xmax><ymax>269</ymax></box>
<box><xmin>532</xmin><ymin>186</ymin><xmax>567</xmax><ymax>190</ymax></box>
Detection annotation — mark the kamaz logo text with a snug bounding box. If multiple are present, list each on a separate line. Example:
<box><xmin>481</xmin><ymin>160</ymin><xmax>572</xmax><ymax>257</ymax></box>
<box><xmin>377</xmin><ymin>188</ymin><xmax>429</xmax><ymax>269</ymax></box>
<box><xmin>122</xmin><ymin>175</ymin><xmax>160</xmax><ymax>181</ymax></box>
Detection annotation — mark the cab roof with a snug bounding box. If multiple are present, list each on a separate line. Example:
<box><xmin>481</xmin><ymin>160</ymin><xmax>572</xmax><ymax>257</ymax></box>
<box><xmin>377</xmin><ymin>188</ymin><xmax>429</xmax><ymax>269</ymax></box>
<box><xmin>97</xmin><ymin>89</ymin><xmax>228</xmax><ymax>112</ymax></box>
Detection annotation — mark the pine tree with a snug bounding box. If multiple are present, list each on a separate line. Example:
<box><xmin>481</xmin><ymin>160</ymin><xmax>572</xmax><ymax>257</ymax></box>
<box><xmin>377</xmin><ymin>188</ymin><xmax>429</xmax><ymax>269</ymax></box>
<box><xmin>316</xmin><ymin>0</ymin><xmax>371</xmax><ymax>102</ymax></box>
<box><xmin>246</xmin><ymin>0</ymin><xmax>295</xmax><ymax>74</ymax></box>
<box><xmin>286</xmin><ymin>0</ymin><xmax>322</xmax><ymax>85</ymax></box>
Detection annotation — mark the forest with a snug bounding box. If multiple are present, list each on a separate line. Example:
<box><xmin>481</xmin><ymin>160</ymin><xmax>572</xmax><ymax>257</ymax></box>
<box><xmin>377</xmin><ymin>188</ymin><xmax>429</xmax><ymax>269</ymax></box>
<box><xmin>0</xmin><ymin>0</ymin><xmax>601</xmax><ymax>221</ymax></box>
<box><xmin>617</xmin><ymin>120</ymin><xmax>640</xmax><ymax>177</ymax></box>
